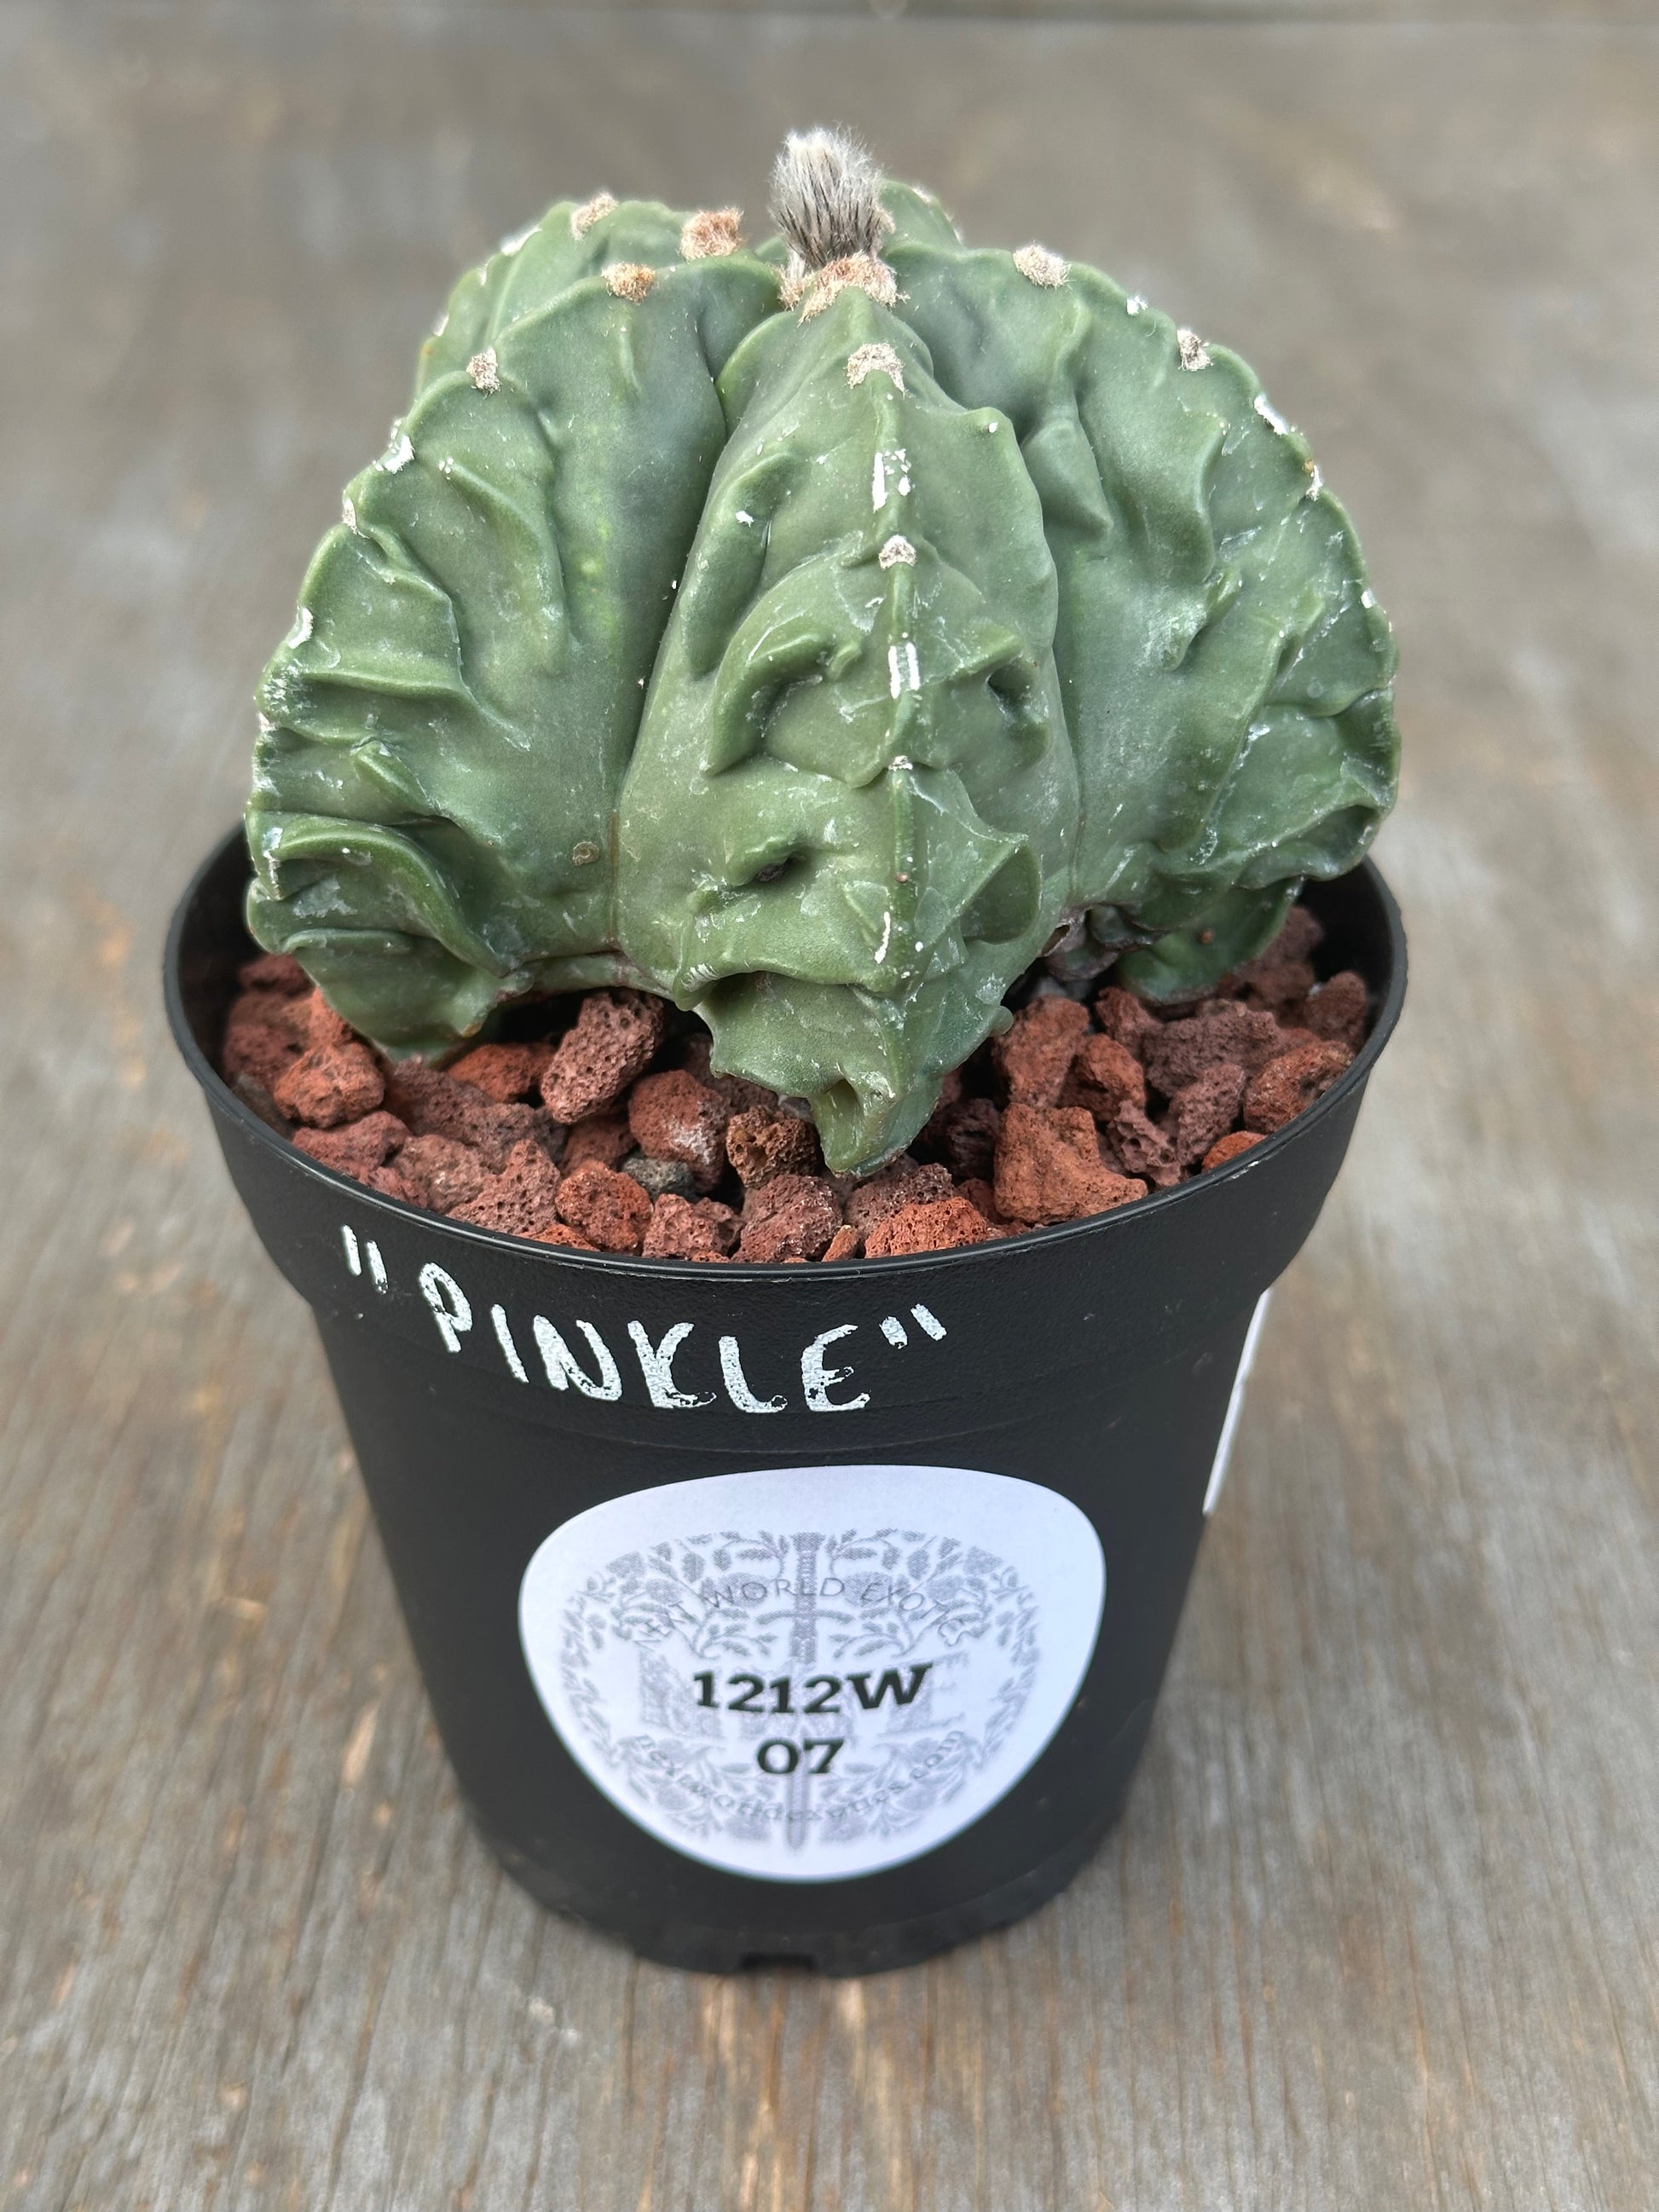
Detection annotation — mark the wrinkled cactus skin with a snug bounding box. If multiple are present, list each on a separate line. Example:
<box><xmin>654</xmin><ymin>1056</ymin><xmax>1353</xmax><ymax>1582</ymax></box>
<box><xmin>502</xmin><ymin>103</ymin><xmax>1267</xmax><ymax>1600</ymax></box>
<box><xmin>618</xmin><ymin>288</ymin><xmax>1077</xmax><ymax>1167</ymax></box>
<box><xmin>880</xmin><ymin>183</ymin><xmax>1398</xmax><ymax>1003</ymax></box>
<box><xmin>247</xmin><ymin>200</ymin><xmax>780</xmax><ymax>1053</ymax></box>
<box><xmin>247</xmin><ymin>179</ymin><xmax>1398</xmax><ymax>1171</ymax></box>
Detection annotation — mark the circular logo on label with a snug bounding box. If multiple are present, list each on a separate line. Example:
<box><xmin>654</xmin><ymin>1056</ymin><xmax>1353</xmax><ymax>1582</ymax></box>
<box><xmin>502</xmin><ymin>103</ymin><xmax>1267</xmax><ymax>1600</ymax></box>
<box><xmin>518</xmin><ymin>1464</ymin><xmax>1105</xmax><ymax>1882</ymax></box>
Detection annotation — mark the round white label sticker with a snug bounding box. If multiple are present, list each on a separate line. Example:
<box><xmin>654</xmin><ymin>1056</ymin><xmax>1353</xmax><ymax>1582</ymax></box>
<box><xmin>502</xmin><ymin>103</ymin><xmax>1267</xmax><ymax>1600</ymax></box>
<box><xmin>518</xmin><ymin>1463</ymin><xmax>1106</xmax><ymax>1883</ymax></box>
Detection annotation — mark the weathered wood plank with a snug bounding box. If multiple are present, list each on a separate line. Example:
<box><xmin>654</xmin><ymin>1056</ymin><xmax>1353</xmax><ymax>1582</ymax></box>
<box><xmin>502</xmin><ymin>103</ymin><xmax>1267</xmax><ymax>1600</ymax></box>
<box><xmin>0</xmin><ymin>6</ymin><xmax>1654</xmax><ymax>2209</ymax></box>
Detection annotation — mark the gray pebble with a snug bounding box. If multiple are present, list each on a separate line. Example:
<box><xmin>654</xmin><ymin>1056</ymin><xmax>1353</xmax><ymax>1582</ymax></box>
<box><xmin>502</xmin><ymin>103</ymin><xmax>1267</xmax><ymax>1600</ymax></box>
<box><xmin>619</xmin><ymin>1151</ymin><xmax>697</xmax><ymax>1200</ymax></box>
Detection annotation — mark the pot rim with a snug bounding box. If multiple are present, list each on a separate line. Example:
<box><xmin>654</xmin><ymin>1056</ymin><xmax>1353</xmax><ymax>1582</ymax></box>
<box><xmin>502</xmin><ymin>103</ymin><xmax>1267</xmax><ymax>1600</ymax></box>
<box><xmin>165</xmin><ymin>829</ymin><xmax>1407</xmax><ymax>1283</ymax></box>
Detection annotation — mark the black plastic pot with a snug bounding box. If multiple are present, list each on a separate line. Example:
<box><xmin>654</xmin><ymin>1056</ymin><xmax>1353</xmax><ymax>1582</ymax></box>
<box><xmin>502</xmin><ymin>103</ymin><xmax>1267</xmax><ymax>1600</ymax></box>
<box><xmin>166</xmin><ymin>833</ymin><xmax>1404</xmax><ymax>1975</ymax></box>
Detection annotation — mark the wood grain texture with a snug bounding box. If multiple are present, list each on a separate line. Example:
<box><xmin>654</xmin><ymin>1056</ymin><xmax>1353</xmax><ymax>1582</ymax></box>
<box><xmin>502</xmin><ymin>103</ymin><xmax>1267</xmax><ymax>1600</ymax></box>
<box><xmin>76</xmin><ymin>0</ymin><xmax>1659</xmax><ymax>26</ymax></box>
<box><xmin>1</xmin><ymin>7</ymin><xmax>1655</xmax><ymax>2208</ymax></box>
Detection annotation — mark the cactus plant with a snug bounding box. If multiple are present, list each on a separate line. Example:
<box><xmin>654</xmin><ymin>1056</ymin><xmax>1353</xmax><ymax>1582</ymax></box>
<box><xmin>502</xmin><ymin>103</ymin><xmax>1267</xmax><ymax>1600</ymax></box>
<box><xmin>247</xmin><ymin>131</ymin><xmax>1397</xmax><ymax>1173</ymax></box>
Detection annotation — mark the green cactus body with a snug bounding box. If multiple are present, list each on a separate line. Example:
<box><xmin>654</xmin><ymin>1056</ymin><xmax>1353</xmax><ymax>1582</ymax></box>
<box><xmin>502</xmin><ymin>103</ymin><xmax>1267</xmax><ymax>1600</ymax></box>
<box><xmin>247</xmin><ymin>200</ymin><xmax>780</xmax><ymax>1051</ymax></box>
<box><xmin>246</xmin><ymin>146</ymin><xmax>1398</xmax><ymax>1173</ymax></box>
<box><xmin>881</xmin><ymin>182</ymin><xmax>1397</xmax><ymax>996</ymax></box>
<box><xmin>616</xmin><ymin>289</ymin><xmax>1077</xmax><ymax>1168</ymax></box>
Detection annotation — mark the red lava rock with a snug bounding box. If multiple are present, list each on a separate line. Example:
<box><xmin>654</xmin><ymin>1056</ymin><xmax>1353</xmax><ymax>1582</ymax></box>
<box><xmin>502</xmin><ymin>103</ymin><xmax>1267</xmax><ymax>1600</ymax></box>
<box><xmin>1104</xmin><ymin>1101</ymin><xmax>1182</xmax><ymax>1188</ymax></box>
<box><xmin>725</xmin><ymin>1106</ymin><xmax>819</xmax><ymax>1188</ymax></box>
<box><xmin>303</xmin><ymin>989</ymin><xmax>355</xmax><ymax>1050</ymax></box>
<box><xmin>1216</xmin><ymin>905</ymin><xmax>1325</xmax><ymax>990</ymax></box>
<box><xmin>381</xmin><ymin>1060</ymin><xmax>546</xmax><ymax>1170</ymax></box>
<box><xmin>1275</xmin><ymin>906</ymin><xmax>1325</xmax><ymax>962</ymax></box>
<box><xmin>395</xmin><ymin>1134</ymin><xmax>490</xmax><ymax>1213</ymax></box>
<box><xmin>1143</xmin><ymin>1005</ymin><xmax>1286</xmax><ymax>1094</ymax></box>
<box><xmin>230</xmin><ymin>1073</ymin><xmax>292</xmax><ymax>1133</ymax></box>
<box><xmin>380</xmin><ymin>1058</ymin><xmax>483</xmax><ymax>1135</ymax></box>
<box><xmin>273</xmin><ymin>1042</ymin><xmax>385</xmax><ymax>1129</ymax></box>
<box><xmin>1269</xmin><ymin>1025</ymin><xmax>1320</xmax><ymax>1056</ymax></box>
<box><xmin>627</xmin><ymin>1069</ymin><xmax>731</xmax><ymax>1191</ymax></box>
<box><xmin>680</xmin><ymin>1035</ymin><xmax>775</xmax><ymax>1116</ymax></box>
<box><xmin>540</xmin><ymin>990</ymin><xmax>668</xmax><ymax>1122</ymax></box>
<box><xmin>221</xmin><ymin>1021</ymin><xmax>301</xmax><ymax>1092</ymax></box>
<box><xmin>1061</xmin><ymin>1033</ymin><xmax>1147</xmax><ymax>1121</ymax></box>
<box><xmin>531</xmin><ymin>1221</ymin><xmax>596</xmax><ymax>1251</ymax></box>
<box><xmin>957</xmin><ymin>1177</ymin><xmax>1009</xmax><ymax>1227</ymax></box>
<box><xmin>554</xmin><ymin>1159</ymin><xmax>653</xmax><ymax>1253</ymax></box>
<box><xmin>676</xmin><ymin>1031</ymin><xmax>718</xmax><ymax>1083</ymax></box>
<box><xmin>449</xmin><ymin>1139</ymin><xmax>566</xmax><ymax>1239</ymax></box>
<box><xmin>360</xmin><ymin>1164</ymin><xmax>419</xmax><ymax>1202</ymax></box>
<box><xmin>993</xmin><ymin>996</ymin><xmax>1092</xmax><ymax>1107</ymax></box>
<box><xmin>1202</xmin><ymin>1129</ymin><xmax>1265</xmax><ymax>1172</ymax></box>
<box><xmin>237</xmin><ymin>951</ymin><xmax>309</xmax><ymax>995</ymax></box>
<box><xmin>916</xmin><ymin>1095</ymin><xmax>1000</xmax><ymax>1182</ymax></box>
<box><xmin>1240</xmin><ymin>957</ymin><xmax>1316</xmax><ymax>1009</ymax></box>
<box><xmin>447</xmin><ymin>1041</ymin><xmax>552</xmax><ymax>1103</ymax></box>
<box><xmin>737</xmin><ymin>1174</ymin><xmax>842</xmax><ymax>1262</ymax></box>
<box><xmin>292</xmin><ymin>1110</ymin><xmax>408</xmax><ymax>1179</ymax></box>
<box><xmin>845</xmin><ymin>1158</ymin><xmax>955</xmax><ymax>1236</ymax></box>
<box><xmin>642</xmin><ymin>1193</ymin><xmax>741</xmax><ymax>1261</ymax></box>
<box><xmin>222</xmin><ymin>989</ymin><xmax>309</xmax><ymax>1089</ymax></box>
<box><xmin>1093</xmin><ymin>985</ymin><xmax>1161</xmax><ymax>1059</ymax></box>
<box><xmin>1223</xmin><ymin>907</ymin><xmax>1324</xmax><ymax>1008</ymax></box>
<box><xmin>560</xmin><ymin>1111</ymin><xmax>632</xmax><ymax>1171</ymax></box>
<box><xmin>1229</xmin><ymin>932</ymin><xmax>1315</xmax><ymax>1005</ymax></box>
<box><xmin>229</xmin><ymin>894</ymin><xmax>1364</xmax><ymax>1257</ymax></box>
<box><xmin>864</xmin><ymin>1196</ymin><xmax>996</xmax><ymax>1257</ymax></box>
<box><xmin>480</xmin><ymin>1105</ymin><xmax>558</xmax><ymax>1171</ymax></box>
<box><xmin>1303</xmin><ymin>970</ymin><xmax>1368</xmax><ymax>1053</ymax></box>
<box><xmin>1166</xmin><ymin>1061</ymin><xmax>1247</xmax><ymax>1169</ymax></box>
<box><xmin>1244</xmin><ymin>1041</ymin><xmax>1353</xmax><ymax>1134</ymax></box>
<box><xmin>994</xmin><ymin>1104</ymin><xmax>1146</xmax><ymax>1224</ymax></box>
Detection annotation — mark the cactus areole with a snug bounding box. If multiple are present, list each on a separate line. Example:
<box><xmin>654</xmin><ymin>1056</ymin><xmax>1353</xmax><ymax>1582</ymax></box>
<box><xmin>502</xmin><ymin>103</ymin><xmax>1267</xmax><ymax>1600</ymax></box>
<box><xmin>246</xmin><ymin>132</ymin><xmax>1398</xmax><ymax>1175</ymax></box>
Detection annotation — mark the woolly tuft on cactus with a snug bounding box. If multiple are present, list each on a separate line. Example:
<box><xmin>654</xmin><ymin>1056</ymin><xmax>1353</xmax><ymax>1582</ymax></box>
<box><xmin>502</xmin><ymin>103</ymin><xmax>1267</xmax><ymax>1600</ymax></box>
<box><xmin>247</xmin><ymin>133</ymin><xmax>1398</xmax><ymax>1174</ymax></box>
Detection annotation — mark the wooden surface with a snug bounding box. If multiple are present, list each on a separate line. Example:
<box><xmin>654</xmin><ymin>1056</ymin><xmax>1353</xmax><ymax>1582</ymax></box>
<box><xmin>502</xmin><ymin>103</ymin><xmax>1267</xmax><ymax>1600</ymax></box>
<box><xmin>3</xmin><ymin>7</ymin><xmax>1656</xmax><ymax>2207</ymax></box>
